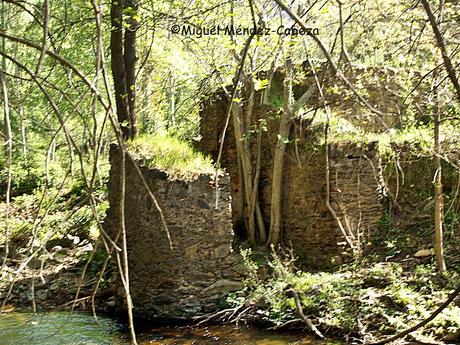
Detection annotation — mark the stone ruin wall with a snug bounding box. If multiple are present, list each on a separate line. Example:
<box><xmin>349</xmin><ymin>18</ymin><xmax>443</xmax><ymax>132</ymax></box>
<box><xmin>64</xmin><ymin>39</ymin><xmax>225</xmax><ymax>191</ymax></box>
<box><xmin>278</xmin><ymin>142</ymin><xmax>383</xmax><ymax>266</ymax></box>
<box><xmin>199</xmin><ymin>92</ymin><xmax>384</xmax><ymax>267</ymax></box>
<box><xmin>384</xmin><ymin>144</ymin><xmax>460</xmax><ymax>230</ymax></box>
<box><xmin>104</xmin><ymin>146</ymin><xmax>243</xmax><ymax>319</ymax></box>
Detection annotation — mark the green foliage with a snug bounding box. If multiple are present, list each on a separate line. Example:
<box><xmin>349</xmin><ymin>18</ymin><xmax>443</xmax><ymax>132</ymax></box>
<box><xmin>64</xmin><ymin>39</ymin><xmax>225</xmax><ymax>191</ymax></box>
<box><xmin>127</xmin><ymin>134</ymin><xmax>215</xmax><ymax>179</ymax></box>
<box><xmin>233</xmin><ymin>248</ymin><xmax>460</xmax><ymax>339</ymax></box>
<box><xmin>0</xmin><ymin>154</ymin><xmax>44</xmax><ymax>197</ymax></box>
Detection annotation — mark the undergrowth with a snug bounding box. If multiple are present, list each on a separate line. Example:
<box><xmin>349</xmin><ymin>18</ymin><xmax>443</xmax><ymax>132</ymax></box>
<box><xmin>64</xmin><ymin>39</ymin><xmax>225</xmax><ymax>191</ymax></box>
<box><xmin>228</xmin><ymin>248</ymin><xmax>460</xmax><ymax>341</ymax></box>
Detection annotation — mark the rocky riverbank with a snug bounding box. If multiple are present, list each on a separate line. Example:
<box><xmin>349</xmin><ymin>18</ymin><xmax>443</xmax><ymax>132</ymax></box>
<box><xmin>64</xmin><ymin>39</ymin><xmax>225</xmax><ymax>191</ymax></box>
<box><xmin>0</xmin><ymin>237</ymin><xmax>116</xmax><ymax>313</ymax></box>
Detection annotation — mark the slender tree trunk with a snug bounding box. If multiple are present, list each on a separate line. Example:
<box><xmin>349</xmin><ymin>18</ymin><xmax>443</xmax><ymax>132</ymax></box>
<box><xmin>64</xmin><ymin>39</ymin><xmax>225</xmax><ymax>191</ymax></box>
<box><xmin>434</xmin><ymin>83</ymin><xmax>446</xmax><ymax>273</ymax></box>
<box><xmin>1</xmin><ymin>0</ymin><xmax>12</xmax><ymax>268</ymax></box>
<box><xmin>116</xmin><ymin>149</ymin><xmax>138</xmax><ymax>345</ymax></box>
<box><xmin>252</xmin><ymin>128</ymin><xmax>267</xmax><ymax>243</ymax></box>
<box><xmin>19</xmin><ymin>108</ymin><xmax>27</xmax><ymax>155</ymax></box>
<box><xmin>110</xmin><ymin>0</ymin><xmax>130</xmax><ymax>138</ymax></box>
<box><xmin>430</xmin><ymin>0</ymin><xmax>447</xmax><ymax>273</ymax></box>
<box><xmin>231</xmin><ymin>100</ymin><xmax>257</xmax><ymax>244</ymax></box>
<box><xmin>213</xmin><ymin>33</ymin><xmax>267</xmax><ymax>244</ymax></box>
<box><xmin>123</xmin><ymin>0</ymin><xmax>138</xmax><ymax>138</ymax></box>
<box><xmin>267</xmin><ymin>57</ymin><xmax>293</xmax><ymax>246</ymax></box>
<box><xmin>1</xmin><ymin>71</ymin><xmax>12</xmax><ymax>268</ymax></box>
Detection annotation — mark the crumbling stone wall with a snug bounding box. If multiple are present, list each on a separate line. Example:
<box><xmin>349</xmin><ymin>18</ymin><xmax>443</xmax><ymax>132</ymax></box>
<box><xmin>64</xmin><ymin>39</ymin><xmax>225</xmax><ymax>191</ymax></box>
<box><xmin>104</xmin><ymin>146</ymin><xmax>242</xmax><ymax>318</ymax></box>
<box><xmin>383</xmin><ymin>144</ymin><xmax>460</xmax><ymax>229</ymax></box>
<box><xmin>199</xmin><ymin>94</ymin><xmax>384</xmax><ymax>267</ymax></box>
<box><xmin>273</xmin><ymin>141</ymin><xmax>383</xmax><ymax>266</ymax></box>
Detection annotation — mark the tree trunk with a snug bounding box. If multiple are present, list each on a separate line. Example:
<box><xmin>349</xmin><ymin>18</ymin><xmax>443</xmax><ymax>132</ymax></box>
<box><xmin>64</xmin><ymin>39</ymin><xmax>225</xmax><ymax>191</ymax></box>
<box><xmin>267</xmin><ymin>57</ymin><xmax>293</xmax><ymax>246</ymax></box>
<box><xmin>1</xmin><ymin>0</ymin><xmax>12</xmax><ymax>267</ymax></box>
<box><xmin>123</xmin><ymin>0</ymin><xmax>138</xmax><ymax>138</ymax></box>
<box><xmin>431</xmin><ymin>0</ymin><xmax>446</xmax><ymax>273</ymax></box>
<box><xmin>434</xmin><ymin>85</ymin><xmax>446</xmax><ymax>273</ymax></box>
<box><xmin>19</xmin><ymin>108</ymin><xmax>27</xmax><ymax>155</ymax></box>
<box><xmin>110</xmin><ymin>0</ymin><xmax>130</xmax><ymax>138</ymax></box>
<box><xmin>1</xmin><ymin>71</ymin><xmax>12</xmax><ymax>267</ymax></box>
<box><xmin>231</xmin><ymin>99</ymin><xmax>257</xmax><ymax>244</ymax></box>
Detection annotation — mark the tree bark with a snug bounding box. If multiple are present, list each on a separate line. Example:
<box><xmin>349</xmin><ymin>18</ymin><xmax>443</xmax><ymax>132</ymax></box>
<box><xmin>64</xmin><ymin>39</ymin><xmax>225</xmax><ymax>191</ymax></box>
<box><xmin>232</xmin><ymin>100</ymin><xmax>257</xmax><ymax>244</ymax></box>
<box><xmin>123</xmin><ymin>0</ymin><xmax>138</xmax><ymax>138</ymax></box>
<box><xmin>433</xmin><ymin>74</ymin><xmax>446</xmax><ymax>272</ymax></box>
<box><xmin>110</xmin><ymin>0</ymin><xmax>130</xmax><ymax>138</ymax></box>
<box><xmin>0</xmin><ymin>71</ymin><xmax>12</xmax><ymax>268</ymax></box>
<box><xmin>267</xmin><ymin>57</ymin><xmax>293</xmax><ymax>246</ymax></box>
<box><xmin>428</xmin><ymin>0</ymin><xmax>447</xmax><ymax>273</ymax></box>
<box><xmin>434</xmin><ymin>99</ymin><xmax>446</xmax><ymax>272</ymax></box>
<box><xmin>214</xmin><ymin>33</ymin><xmax>266</xmax><ymax>244</ymax></box>
<box><xmin>1</xmin><ymin>0</ymin><xmax>12</xmax><ymax>267</ymax></box>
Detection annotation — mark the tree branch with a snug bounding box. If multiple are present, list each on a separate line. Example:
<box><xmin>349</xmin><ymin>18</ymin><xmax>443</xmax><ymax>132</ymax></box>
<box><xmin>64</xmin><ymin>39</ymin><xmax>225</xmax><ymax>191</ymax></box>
<box><xmin>420</xmin><ymin>0</ymin><xmax>460</xmax><ymax>101</ymax></box>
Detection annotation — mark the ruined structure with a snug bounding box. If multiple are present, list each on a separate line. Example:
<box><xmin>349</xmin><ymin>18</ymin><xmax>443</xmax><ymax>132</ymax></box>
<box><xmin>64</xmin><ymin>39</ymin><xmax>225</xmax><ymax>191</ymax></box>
<box><xmin>384</xmin><ymin>143</ymin><xmax>460</xmax><ymax>229</ymax></box>
<box><xmin>102</xmin><ymin>64</ymin><xmax>458</xmax><ymax>318</ymax></box>
<box><xmin>199</xmin><ymin>69</ymin><xmax>385</xmax><ymax>266</ymax></box>
<box><xmin>104</xmin><ymin>146</ymin><xmax>242</xmax><ymax>318</ymax></box>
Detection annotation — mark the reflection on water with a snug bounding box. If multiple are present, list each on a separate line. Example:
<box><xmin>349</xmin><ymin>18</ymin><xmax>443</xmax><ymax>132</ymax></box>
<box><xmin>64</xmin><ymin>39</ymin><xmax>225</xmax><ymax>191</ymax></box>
<box><xmin>0</xmin><ymin>311</ymin><xmax>331</xmax><ymax>345</ymax></box>
<box><xmin>0</xmin><ymin>311</ymin><xmax>127</xmax><ymax>345</ymax></box>
<box><xmin>143</xmin><ymin>325</ymin><xmax>330</xmax><ymax>345</ymax></box>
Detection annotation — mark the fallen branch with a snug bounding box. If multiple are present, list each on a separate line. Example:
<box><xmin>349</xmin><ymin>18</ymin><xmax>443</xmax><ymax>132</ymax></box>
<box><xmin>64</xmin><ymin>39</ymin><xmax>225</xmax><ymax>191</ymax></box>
<box><xmin>196</xmin><ymin>305</ymin><xmax>243</xmax><ymax>325</ymax></box>
<box><xmin>286</xmin><ymin>288</ymin><xmax>325</xmax><ymax>339</ymax></box>
<box><xmin>268</xmin><ymin>318</ymin><xmax>303</xmax><ymax>330</ymax></box>
<box><xmin>367</xmin><ymin>284</ymin><xmax>460</xmax><ymax>345</ymax></box>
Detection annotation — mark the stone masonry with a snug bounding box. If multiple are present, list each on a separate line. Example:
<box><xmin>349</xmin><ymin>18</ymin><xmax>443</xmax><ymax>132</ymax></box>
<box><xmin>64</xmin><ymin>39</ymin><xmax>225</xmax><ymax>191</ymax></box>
<box><xmin>199</xmin><ymin>90</ymin><xmax>384</xmax><ymax>267</ymax></box>
<box><xmin>104</xmin><ymin>146</ymin><xmax>242</xmax><ymax>319</ymax></box>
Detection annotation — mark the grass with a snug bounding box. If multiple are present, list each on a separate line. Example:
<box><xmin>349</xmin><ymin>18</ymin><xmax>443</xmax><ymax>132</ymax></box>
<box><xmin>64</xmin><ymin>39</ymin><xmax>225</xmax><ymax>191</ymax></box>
<box><xmin>127</xmin><ymin>134</ymin><xmax>215</xmax><ymax>179</ymax></box>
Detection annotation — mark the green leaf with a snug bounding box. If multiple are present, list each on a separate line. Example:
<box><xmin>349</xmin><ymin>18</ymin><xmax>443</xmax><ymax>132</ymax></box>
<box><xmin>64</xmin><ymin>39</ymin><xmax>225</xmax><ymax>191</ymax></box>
<box><xmin>254</xmin><ymin>78</ymin><xmax>269</xmax><ymax>91</ymax></box>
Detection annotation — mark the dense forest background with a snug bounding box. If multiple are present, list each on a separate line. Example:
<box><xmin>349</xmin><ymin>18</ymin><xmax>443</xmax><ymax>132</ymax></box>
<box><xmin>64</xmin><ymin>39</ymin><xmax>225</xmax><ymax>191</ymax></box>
<box><xmin>1</xmin><ymin>0</ymin><xmax>460</xmax><ymax>344</ymax></box>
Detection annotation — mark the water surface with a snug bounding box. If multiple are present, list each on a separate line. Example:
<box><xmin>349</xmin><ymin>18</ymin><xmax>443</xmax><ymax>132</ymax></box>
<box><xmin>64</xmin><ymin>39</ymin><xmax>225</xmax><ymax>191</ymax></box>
<box><xmin>0</xmin><ymin>311</ymin><xmax>331</xmax><ymax>344</ymax></box>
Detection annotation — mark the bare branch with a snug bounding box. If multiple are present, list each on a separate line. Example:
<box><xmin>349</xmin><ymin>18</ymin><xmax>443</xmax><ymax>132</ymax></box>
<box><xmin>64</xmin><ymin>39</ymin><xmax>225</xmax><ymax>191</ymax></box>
<box><xmin>420</xmin><ymin>0</ymin><xmax>460</xmax><ymax>101</ymax></box>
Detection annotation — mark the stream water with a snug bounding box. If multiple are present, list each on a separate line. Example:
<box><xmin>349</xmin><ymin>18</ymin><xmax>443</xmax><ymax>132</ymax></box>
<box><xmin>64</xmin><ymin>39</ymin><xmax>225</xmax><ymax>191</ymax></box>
<box><xmin>0</xmin><ymin>311</ymin><xmax>332</xmax><ymax>344</ymax></box>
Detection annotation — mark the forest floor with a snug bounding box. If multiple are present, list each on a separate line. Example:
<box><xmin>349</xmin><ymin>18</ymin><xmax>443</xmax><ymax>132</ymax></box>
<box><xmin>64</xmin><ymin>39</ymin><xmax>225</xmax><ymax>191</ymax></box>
<box><xmin>218</xmin><ymin>225</ymin><xmax>460</xmax><ymax>344</ymax></box>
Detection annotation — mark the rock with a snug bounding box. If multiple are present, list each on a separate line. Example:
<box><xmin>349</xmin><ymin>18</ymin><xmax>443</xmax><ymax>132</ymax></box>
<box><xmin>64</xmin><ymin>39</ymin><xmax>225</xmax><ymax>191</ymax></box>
<box><xmin>35</xmin><ymin>289</ymin><xmax>48</xmax><ymax>301</ymax></box>
<box><xmin>29</xmin><ymin>258</ymin><xmax>42</xmax><ymax>269</ymax></box>
<box><xmin>19</xmin><ymin>290</ymin><xmax>31</xmax><ymax>301</ymax></box>
<box><xmin>204</xmin><ymin>279</ymin><xmax>242</xmax><ymax>294</ymax></box>
<box><xmin>176</xmin><ymin>300</ymin><xmax>201</xmax><ymax>314</ymax></box>
<box><xmin>214</xmin><ymin>244</ymin><xmax>231</xmax><ymax>258</ymax></box>
<box><xmin>233</xmin><ymin>263</ymin><xmax>250</xmax><ymax>275</ymax></box>
<box><xmin>196</xmin><ymin>199</ymin><xmax>210</xmax><ymax>209</ymax></box>
<box><xmin>66</xmin><ymin>234</ymin><xmax>80</xmax><ymax>245</ymax></box>
<box><xmin>104</xmin><ymin>147</ymin><xmax>239</xmax><ymax>318</ymax></box>
<box><xmin>185</xmin><ymin>244</ymin><xmax>199</xmax><ymax>258</ymax></box>
<box><xmin>49</xmin><ymin>283</ymin><xmax>59</xmax><ymax>291</ymax></box>
<box><xmin>106</xmin><ymin>297</ymin><xmax>116</xmax><ymax>308</ymax></box>
<box><xmin>444</xmin><ymin>329</ymin><xmax>460</xmax><ymax>343</ymax></box>
<box><xmin>0</xmin><ymin>304</ymin><xmax>14</xmax><ymax>313</ymax></box>
<box><xmin>152</xmin><ymin>294</ymin><xmax>176</xmax><ymax>305</ymax></box>
<box><xmin>363</xmin><ymin>276</ymin><xmax>391</xmax><ymax>288</ymax></box>
<box><xmin>414</xmin><ymin>249</ymin><xmax>432</xmax><ymax>258</ymax></box>
<box><xmin>51</xmin><ymin>245</ymin><xmax>63</xmax><ymax>252</ymax></box>
<box><xmin>52</xmin><ymin>247</ymin><xmax>70</xmax><ymax>256</ymax></box>
<box><xmin>76</xmin><ymin>243</ymin><xmax>93</xmax><ymax>256</ymax></box>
